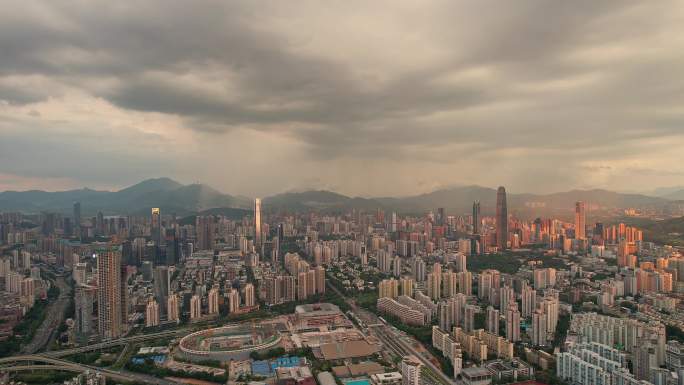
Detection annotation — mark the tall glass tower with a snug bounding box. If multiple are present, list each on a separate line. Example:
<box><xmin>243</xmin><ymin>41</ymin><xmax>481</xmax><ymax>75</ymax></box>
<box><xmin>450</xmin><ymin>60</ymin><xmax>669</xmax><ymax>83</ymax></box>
<box><xmin>496</xmin><ymin>186</ymin><xmax>508</xmax><ymax>250</ymax></box>
<box><xmin>254</xmin><ymin>198</ymin><xmax>262</xmax><ymax>252</ymax></box>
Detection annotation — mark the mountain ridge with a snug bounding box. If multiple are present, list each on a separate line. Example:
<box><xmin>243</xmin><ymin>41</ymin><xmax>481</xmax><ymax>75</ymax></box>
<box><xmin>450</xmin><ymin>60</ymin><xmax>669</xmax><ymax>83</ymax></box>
<box><xmin>0</xmin><ymin>178</ymin><xmax>680</xmax><ymax>216</ymax></box>
<box><xmin>0</xmin><ymin>178</ymin><xmax>249</xmax><ymax>215</ymax></box>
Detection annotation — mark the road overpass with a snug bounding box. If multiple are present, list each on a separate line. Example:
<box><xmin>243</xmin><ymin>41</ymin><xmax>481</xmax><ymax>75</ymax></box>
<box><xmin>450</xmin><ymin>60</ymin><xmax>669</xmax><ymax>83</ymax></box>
<box><xmin>44</xmin><ymin>329</ymin><xmax>185</xmax><ymax>357</ymax></box>
<box><xmin>0</xmin><ymin>355</ymin><xmax>176</xmax><ymax>385</ymax></box>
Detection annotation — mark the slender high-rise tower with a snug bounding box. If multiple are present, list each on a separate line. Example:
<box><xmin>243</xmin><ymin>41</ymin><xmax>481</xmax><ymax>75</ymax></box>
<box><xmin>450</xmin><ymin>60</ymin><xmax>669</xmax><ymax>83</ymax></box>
<box><xmin>151</xmin><ymin>208</ymin><xmax>161</xmax><ymax>245</ymax></box>
<box><xmin>472</xmin><ymin>201</ymin><xmax>480</xmax><ymax>234</ymax></box>
<box><xmin>97</xmin><ymin>249</ymin><xmax>123</xmax><ymax>339</ymax></box>
<box><xmin>575</xmin><ymin>201</ymin><xmax>586</xmax><ymax>240</ymax></box>
<box><xmin>496</xmin><ymin>187</ymin><xmax>508</xmax><ymax>250</ymax></box>
<box><xmin>73</xmin><ymin>201</ymin><xmax>81</xmax><ymax>235</ymax></box>
<box><xmin>254</xmin><ymin>198</ymin><xmax>262</xmax><ymax>251</ymax></box>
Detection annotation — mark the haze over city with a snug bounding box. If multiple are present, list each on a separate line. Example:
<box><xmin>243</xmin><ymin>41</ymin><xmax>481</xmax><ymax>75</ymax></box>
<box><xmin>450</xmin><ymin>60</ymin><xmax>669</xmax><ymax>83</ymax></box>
<box><xmin>1</xmin><ymin>1</ymin><xmax>684</xmax><ymax>196</ymax></box>
<box><xmin>3</xmin><ymin>3</ymin><xmax>684</xmax><ymax>385</ymax></box>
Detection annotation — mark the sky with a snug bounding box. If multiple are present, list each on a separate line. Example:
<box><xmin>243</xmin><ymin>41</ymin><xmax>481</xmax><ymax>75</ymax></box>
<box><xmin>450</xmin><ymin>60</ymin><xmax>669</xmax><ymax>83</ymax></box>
<box><xmin>1</xmin><ymin>1</ymin><xmax>684</xmax><ymax>197</ymax></box>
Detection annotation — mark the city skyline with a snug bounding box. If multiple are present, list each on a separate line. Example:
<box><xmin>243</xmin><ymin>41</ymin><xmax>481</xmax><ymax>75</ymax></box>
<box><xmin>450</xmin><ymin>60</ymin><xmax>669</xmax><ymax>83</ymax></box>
<box><xmin>0</xmin><ymin>169</ymin><xmax>681</xmax><ymax>385</ymax></box>
<box><xmin>3</xmin><ymin>2</ymin><xmax>684</xmax><ymax>385</ymax></box>
<box><xmin>1</xmin><ymin>1</ymin><xmax>684</xmax><ymax>196</ymax></box>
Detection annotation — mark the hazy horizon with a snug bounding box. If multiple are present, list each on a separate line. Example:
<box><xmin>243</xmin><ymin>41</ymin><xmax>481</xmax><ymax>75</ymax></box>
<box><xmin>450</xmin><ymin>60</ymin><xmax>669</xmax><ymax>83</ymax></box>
<box><xmin>0</xmin><ymin>176</ymin><xmax>682</xmax><ymax>200</ymax></box>
<box><xmin>2</xmin><ymin>1</ymin><xmax>684</xmax><ymax>196</ymax></box>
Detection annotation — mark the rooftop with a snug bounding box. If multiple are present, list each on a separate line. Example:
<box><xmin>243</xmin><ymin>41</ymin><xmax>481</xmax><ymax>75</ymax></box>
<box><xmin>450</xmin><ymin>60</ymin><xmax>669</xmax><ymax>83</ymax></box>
<box><xmin>295</xmin><ymin>303</ymin><xmax>341</xmax><ymax>314</ymax></box>
<box><xmin>320</xmin><ymin>340</ymin><xmax>380</xmax><ymax>360</ymax></box>
<box><xmin>461</xmin><ymin>367</ymin><xmax>492</xmax><ymax>377</ymax></box>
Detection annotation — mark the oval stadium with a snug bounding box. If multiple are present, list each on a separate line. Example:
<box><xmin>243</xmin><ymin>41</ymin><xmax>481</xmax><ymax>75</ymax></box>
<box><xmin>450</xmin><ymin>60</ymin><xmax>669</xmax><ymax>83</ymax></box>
<box><xmin>177</xmin><ymin>323</ymin><xmax>282</xmax><ymax>361</ymax></box>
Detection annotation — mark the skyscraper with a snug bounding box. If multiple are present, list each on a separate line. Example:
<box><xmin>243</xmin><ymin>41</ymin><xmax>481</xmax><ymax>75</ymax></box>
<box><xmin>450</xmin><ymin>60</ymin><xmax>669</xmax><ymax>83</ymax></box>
<box><xmin>437</xmin><ymin>208</ymin><xmax>446</xmax><ymax>226</ymax></box>
<box><xmin>532</xmin><ymin>309</ymin><xmax>548</xmax><ymax>346</ymax></box>
<box><xmin>167</xmin><ymin>293</ymin><xmax>180</xmax><ymax>323</ymax></box>
<box><xmin>146</xmin><ymin>297</ymin><xmax>160</xmax><ymax>327</ymax></box>
<box><xmin>505</xmin><ymin>302</ymin><xmax>521</xmax><ymax>342</ymax></box>
<box><xmin>153</xmin><ymin>266</ymin><xmax>169</xmax><ymax>318</ymax></box>
<box><xmin>496</xmin><ymin>186</ymin><xmax>508</xmax><ymax>250</ymax></box>
<box><xmin>401</xmin><ymin>355</ymin><xmax>423</xmax><ymax>385</ymax></box>
<box><xmin>73</xmin><ymin>201</ymin><xmax>81</xmax><ymax>236</ymax></box>
<box><xmin>195</xmin><ymin>215</ymin><xmax>215</xmax><ymax>251</ymax></box>
<box><xmin>575</xmin><ymin>201</ymin><xmax>586</xmax><ymax>240</ymax></box>
<box><xmin>95</xmin><ymin>211</ymin><xmax>104</xmax><ymax>236</ymax></box>
<box><xmin>464</xmin><ymin>304</ymin><xmax>478</xmax><ymax>332</ymax></box>
<box><xmin>75</xmin><ymin>284</ymin><xmax>95</xmax><ymax>341</ymax></box>
<box><xmin>208</xmin><ymin>286</ymin><xmax>219</xmax><ymax>314</ymax></box>
<box><xmin>522</xmin><ymin>284</ymin><xmax>536</xmax><ymax>318</ymax></box>
<box><xmin>428</xmin><ymin>263</ymin><xmax>442</xmax><ymax>301</ymax></box>
<box><xmin>244</xmin><ymin>283</ymin><xmax>255</xmax><ymax>307</ymax></box>
<box><xmin>412</xmin><ymin>258</ymin><xmax>426</xmax><ymax>282</ymax></box>
<box><xmin>254</xmin><ymin>198</ymin><xmax>262</xmax><ymax>252</ymax></box>
<box><xmin>190</xmin><ymin>294</ymin><xmax>201</xmax><ymax>320</ymax></box>
<box><xmin>314</xmin><ymin>265</ymin><xmax>326</xmax><ymax>294</ymax></box>
<box><xmin>228</xmin><ymin>288</ymin><xmax>240</xmax><ymax>313</ymax></box>
<box><xmin>97</xmin><ymin>249</ymin><xmax>123</xmax><ymax>339</ymax></box>
<box><xmin>151</xmin><ymin>208</ymin><xmax>161</xmax><ymax>245</ymax></box>
<box><xmin>472</xmin><ymin>201</ymin><xmax>480</xmax><ymax>234</ymax></box>
<box><xmin>486</xmin><ymin>306</ymin><xmax>499</xmax><ymax>335</ymax></box>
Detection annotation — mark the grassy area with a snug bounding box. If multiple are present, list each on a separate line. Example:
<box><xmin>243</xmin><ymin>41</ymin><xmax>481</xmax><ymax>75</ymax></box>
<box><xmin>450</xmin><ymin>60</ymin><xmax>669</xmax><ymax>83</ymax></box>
<box><xmin>268</xmin><ymin>290</ymin><xmax>350</xmax><ymax>315</ymax></box>
<box><xmin>66</xmin><ymin>346</ymin><xmax>122</xmax><ymax>366</ymax></box>
<box><xmin>467</xmin><ymin>253</ymin><xmax>523</xmax><ymax>274</ymax></box>
<box><xmin>667</xmin><ymin>325</ymin><xmax>684</xmax><ymax>343</ymax></box>
<box><xmin>553</xmin><ymin>314</ymin><xmax>571</xmax><ymax>347</ymax></box>
<box><xmin>381</xmin><ymin>314</ymin><xmax>433</xmax><ymax>344</ymax></box>
<box><xmin>356</xmin><ymin>291</ymin><xmax>379</xmax><ymax>312</ymax></box>
<box><xmin>14</xmin><ymin>371</ymin><xmax>75</xmax><ymax>384</ymax></box>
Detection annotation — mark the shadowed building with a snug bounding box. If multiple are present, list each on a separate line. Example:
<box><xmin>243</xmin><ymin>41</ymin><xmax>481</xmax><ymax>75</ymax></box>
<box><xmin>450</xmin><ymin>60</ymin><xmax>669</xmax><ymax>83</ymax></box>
<box><xmin>496</xmin><ymin>186</ymin><xmax>508</xmax><ymax>250</ymax></box>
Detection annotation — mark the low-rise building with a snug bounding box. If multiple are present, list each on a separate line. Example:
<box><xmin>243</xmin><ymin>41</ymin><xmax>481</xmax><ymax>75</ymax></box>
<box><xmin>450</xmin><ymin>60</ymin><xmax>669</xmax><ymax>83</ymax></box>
<box><xmin>294</xmin><ymin>303</ymin><xmax>348</xmax><ymax>330</ymax></box>
<box><xmin>483</xmin><ymin>359</ymin><xmax>534</xmax><ymax>383</ymax></box>
<box><xmin>370</xmin><ymin>372</ymin><xmax>402</xmax><ymax>385</ymax></box>
<box><xmin>461</xmin><ymin>367</ymin><xmax>492</xmax><ymax>385</ymax></box>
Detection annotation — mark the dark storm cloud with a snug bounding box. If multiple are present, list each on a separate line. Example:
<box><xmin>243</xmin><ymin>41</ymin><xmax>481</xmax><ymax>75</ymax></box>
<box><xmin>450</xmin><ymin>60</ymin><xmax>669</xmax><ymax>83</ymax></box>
<box><xmin>0</xmin><ymin>0</ymin><xmax>683</xmax><ymax>194</ymax></box>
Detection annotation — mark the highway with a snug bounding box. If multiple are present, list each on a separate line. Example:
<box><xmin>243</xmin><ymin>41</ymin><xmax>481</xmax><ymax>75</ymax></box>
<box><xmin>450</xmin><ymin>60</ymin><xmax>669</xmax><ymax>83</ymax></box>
<box><xmin>327</xmin><ymin>281</ymin><xmax>456</xmax><ymax>385</ymax></box>
<box><xmin>44</xmin><ymin>329</ymin><xmax>187</xmax><ymax>357</ymax></box>
<box><xmin>22</xmin><ymin>275</ymin><xmax>72</xmax><ymax>354</ymax></box>
<box><xmin>0</xmin><ymin>355</ymin><xmax>178</xmax><ymax>385</ymax></box>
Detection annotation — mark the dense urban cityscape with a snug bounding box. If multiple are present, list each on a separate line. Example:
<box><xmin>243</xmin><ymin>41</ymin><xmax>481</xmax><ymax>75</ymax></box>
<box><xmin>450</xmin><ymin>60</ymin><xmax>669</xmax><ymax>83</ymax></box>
<box><xmin>3</xmin><ymin>2</ymin><xmax>684</xmax><ymax>385</ymax></box>
<box><xmin>1</xmin><ymin>180</ymin><xmax>684</xmax><ymax>385</ymax></box>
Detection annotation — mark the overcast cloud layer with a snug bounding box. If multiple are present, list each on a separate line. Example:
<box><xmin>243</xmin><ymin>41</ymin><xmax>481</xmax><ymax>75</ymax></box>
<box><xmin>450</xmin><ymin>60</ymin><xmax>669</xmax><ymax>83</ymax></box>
<box><xmin>1</xmin><ymin>1</ymin><xmax>683</xmax><ymax>196</ymax></box>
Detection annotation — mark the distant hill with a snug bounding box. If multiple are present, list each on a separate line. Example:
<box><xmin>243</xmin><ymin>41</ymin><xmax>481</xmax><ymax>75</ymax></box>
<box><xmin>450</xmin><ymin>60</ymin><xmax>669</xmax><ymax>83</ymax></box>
<box><xmin>663</xmin><ymin>190</ymin><xmax>684</xmax><ymax>201</ymax></box>
<box><xmin>263</xmin><ymin>190</ymin><xmax>385</xmax><ymax>212</ymax></box>
<box><xmin>0</xmin><ymin>179</ymin><xmax>676</xmax><ymax>217</ymax></box>
<box><xmin>0</xmin><ymin>178</ymin><xmax>250</xmax><ymax>216</ymax></box>
<box><xmin>178</xmin><ymin>207</ymin><xmax>251</xmax><ymax>226</ymax></box>
<box><xmin>263</xmin><ymin>186</ymin><xmax>671</xmax><ymax>217</ymax></box>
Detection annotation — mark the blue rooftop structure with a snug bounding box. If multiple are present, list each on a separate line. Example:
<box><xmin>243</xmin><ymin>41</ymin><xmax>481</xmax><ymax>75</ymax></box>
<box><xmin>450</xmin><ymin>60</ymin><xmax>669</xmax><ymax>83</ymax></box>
<box><xmin>131</xmin><ymin>355</ymin><xmax>166</xmax><ymax>365</ymax></box>
<box><xmin>271</xmin><ymin>356</ymin><xmax>301</xmax><ymax>370</ymax></box>
<box><xmin>344</xmin><ymin>379</ymin><xmax>371</xmax><ymax>385</ymax></box>
<box><xmin>252</xmin><ymin>360</ymin><xmax>273</xmax><ymax>376</ymax></box>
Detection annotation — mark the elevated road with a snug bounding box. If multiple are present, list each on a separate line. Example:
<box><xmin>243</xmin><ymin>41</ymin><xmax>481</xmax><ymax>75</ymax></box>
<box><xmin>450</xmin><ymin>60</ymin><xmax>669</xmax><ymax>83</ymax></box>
<box><xmin>0</xmin><ymin>355</ymin><xmax>177</xmax><ymax>385</ymax></box>
<box><xmin>45</xmin><ymin>329</ymin><xmax>186</xmax><ymax>357</ymax></box>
